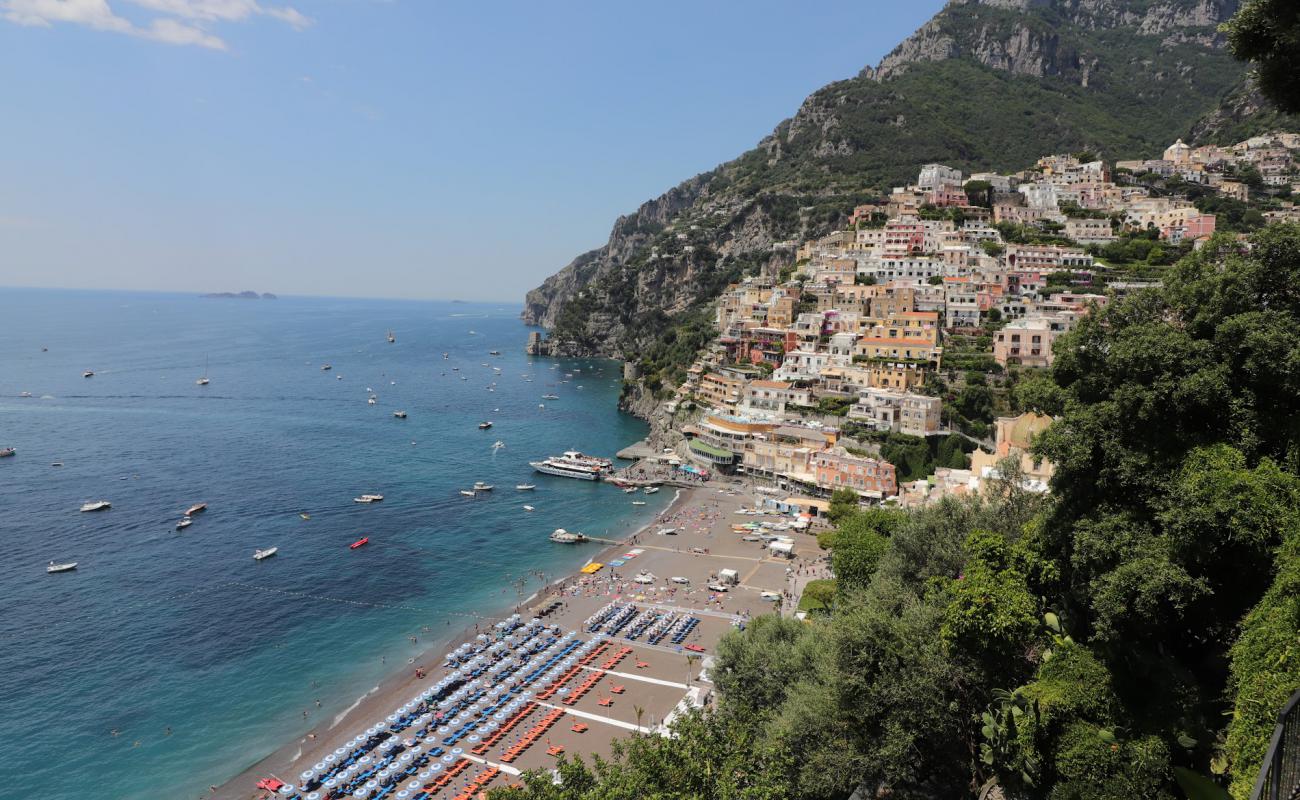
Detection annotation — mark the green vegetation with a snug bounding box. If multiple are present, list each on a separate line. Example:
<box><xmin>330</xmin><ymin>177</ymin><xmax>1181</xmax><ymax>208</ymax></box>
<box><xmin>495</xmin><ymin>225</ymin><xmax>1300</xmax><ymax>800</ymax></box>
<box><xmin>840</xmin><ymin>423</ymin><xmax>974</xmax><ymax>481</ymax></box>
<box><xmin>1224</xmin><ymin>0</ymin><xmax>1300</xmax><ymax>115</ymax></box>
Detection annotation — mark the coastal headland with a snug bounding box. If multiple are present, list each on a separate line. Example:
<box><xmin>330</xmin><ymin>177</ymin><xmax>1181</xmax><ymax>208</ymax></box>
<box><xmin>212</xmin><ymin>481</ymin><xmax>827</xmax><ymax>799</ymax></box>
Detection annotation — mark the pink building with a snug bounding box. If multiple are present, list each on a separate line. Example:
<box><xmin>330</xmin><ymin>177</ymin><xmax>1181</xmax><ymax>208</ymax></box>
<box><xmin>812</xmin><ymin>448</ymin><xmax>898</xmax><ymax>498</ymax></box>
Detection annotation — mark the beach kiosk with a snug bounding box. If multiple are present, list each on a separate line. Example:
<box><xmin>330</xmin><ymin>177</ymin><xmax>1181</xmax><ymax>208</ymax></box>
<box><xmin>718</xmin><ymin>568</ymin><xmax>739</xmax><ymax>586</ymax></box>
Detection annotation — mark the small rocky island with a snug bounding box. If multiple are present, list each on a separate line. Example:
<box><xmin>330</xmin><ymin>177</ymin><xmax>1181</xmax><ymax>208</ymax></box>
<box><xmin>201</xmin><ymin>291</ymin><xmax>277</xmax><ymax>300</ymax></box>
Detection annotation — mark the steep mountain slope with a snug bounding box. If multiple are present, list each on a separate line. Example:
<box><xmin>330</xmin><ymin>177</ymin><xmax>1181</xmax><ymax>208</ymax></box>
<box><xmin>523</xmin><ymin>0</ymin><xmax>1274</xmax><ymax>385</ymax></box>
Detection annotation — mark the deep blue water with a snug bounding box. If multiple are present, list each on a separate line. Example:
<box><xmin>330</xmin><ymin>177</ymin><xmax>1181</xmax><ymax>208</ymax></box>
<box><xmin>0</xmin><ymin>289</ymin><xmax>666</xmax><ymax>800</ymax></box>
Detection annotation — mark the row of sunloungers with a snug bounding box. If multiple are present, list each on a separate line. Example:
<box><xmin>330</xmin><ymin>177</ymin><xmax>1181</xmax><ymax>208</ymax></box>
<box><xmin>500</xmin><ymin>707</ymin><xmax>567</xmax><ymax>763</ymax></box>
<box><xmin>450</xmin><ymin>766</ymin><xmax>501</xmax><ymax>800</ymax></box>
<box><xmin>471</xmin><ymin>702</ymin><xmax>537</xmax><ymax>755</ymax></box>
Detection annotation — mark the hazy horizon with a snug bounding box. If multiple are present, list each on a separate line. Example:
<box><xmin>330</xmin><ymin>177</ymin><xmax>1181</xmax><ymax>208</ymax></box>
<box><xmin>0</xmin><ymin>0</ymin><xmax>942</xmax><ymax>302</ymax></box>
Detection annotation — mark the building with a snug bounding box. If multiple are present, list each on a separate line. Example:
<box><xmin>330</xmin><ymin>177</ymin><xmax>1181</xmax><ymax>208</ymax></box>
<box><xmin>1064</xmin><ymin>217</ymin><xmax>1116</xmax><ymax>245</ymax></box>
<box><xmin>969</xmin><ymin>412</ymin><xmax>1055</xmax><ymax>491</ymax></box>
<box><xmin>812</xmin><ymin>447</ymin><xmax>898</xmax><ymax>499</ymax></box>
<box><xmin>993</xmin><ymin>317</ymin><xmax>1057</xmax><ymax>368</ymax></box>
<box><xmin>697</xmin><ymin>371</ymin><xmax>747</xmax><ymax>412</ymax></box>
<box><xmin>849</xmin><ymin>388</ymin><xmax>943</xmax><ymax>437</ymax></box>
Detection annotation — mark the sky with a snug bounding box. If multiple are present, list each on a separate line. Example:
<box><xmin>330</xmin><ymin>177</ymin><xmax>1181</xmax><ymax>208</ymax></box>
<box><xmin>0</xmin><ymin>0</ymin><xmax>944</xmax><ymax>302</ymax></box>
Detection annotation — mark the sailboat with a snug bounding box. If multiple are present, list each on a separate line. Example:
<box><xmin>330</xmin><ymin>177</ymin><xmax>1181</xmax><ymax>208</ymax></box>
<box><xmin>196</xmin><ymin>356</ymin><xmax>210</xmax><ymax>386</ymax></box>
<box><xmin>387</xmin><ymin>331</ymin><xmax>396</xmax><ymax>343</ymax></box>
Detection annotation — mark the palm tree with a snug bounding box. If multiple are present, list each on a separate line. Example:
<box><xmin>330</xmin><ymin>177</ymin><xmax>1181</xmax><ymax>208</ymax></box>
<box><xmin>685</xmin><ymin>653</ymin><xmax>701</xmax><ymax>686</ymax></box>
<box><xmin>633</xmin><ymin>704</ymin><xmax>645</xmax><ymax>733</ymax></box>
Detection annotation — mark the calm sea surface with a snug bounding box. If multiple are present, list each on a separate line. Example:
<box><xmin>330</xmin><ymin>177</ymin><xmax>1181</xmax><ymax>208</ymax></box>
<box><xmin>0</xmin><ymin>289</ymin><xmax>666</xmax><ymax>800</ymax></box>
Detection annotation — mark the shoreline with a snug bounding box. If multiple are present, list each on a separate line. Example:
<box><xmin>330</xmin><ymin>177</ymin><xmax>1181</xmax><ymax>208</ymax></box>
<box><xmin>209</xmin><ymin>485</ymin><xmax>695</xmax><ymax>799</ymax></box>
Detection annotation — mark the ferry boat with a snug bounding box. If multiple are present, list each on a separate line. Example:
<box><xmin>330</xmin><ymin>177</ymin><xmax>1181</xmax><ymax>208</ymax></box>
<box><xmin>80</xmin><ymin>500</ymin><xmax>111</xmax><ymax>512</ymax></box>
<box><xmin>354</xmin><ymin>494</ymin><xmax>384</xmax><ymax>503</ymax></box>
<box><xmin>0</xmin><ymin>447</ymin><xmax>14</xmax><ymax>458</ymax></box>
<box><xmin>529</xmin><ymin>451</ymin><xmax>613</xmax><ymax>481</ymax></box>
<box><xmin>350</xmin><ymin>537</ymin><xmax>369</xmax><ymax>549</ymax></box>
<box><xmin>176</xmin><ymin>517</ymin><xmax>193</xmax><ymax>531</ymax></box>
<box><xmin>186</xmin><ymin>503</ymin><xmax>207</xmax><ymax>516</ymax></box>
<box><xmin>47</xmin><ymin>561</ymin><xmax>78</xmax><ymax>574</ymax></box>
<box><xmin>254</xmin><ymin>547</ymin><xmax>278</xmax><ymax>561</ymax></box>
<box><xmin>549</xmin><ymin>528</ymin><xmax>588</xmax><ymax>544</ymax></box>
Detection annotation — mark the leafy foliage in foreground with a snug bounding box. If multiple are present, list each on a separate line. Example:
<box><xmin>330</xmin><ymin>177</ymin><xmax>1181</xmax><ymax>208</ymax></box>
<box><xmin>493</xmin><ymin>225</ymin><xmax>1300</xmax><ymax>800</ymax></box>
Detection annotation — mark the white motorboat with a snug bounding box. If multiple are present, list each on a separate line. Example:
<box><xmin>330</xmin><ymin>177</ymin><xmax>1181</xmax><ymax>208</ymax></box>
<box><xmin>478</xmin><ymin>421</ymin><xmax>493</xmax><ymax>429</ymax></box>
<box><xmin>473</xmin><ymin>482</ymin><xmax>494</xmax><ymax>492</ymax></box>
<box><xmin>515</xmin><ymin>484</ymin><xmax>536</xmax><ymax>491</ymax></box>
<box><xmin>80</xmin><ymin>500</ymin><xmax>111</xmax><ymax>512</ymax></box>
<box><xmin>523</xmin><ymin>505</ymin><xmax>535</xmax><ymax>512</ymax></box>
<box><xmin>47</xmin><ymin>561</ymin><xmax>78</xmax><ymax>574</ymax></box>
<box><xmin>0</xmin><ymin>447</ymin><xmax>14</xmax><ymax>458</ymax></box>
<box><xmin>354</xmin><ymin>494</ymin><xmax>384</xmax><ymax>503</ymax></box>
<box><xmin>19</xmin><ymin>391</ymin><xmax>32</xmax><ymax>398</ymax></box>
<box><xmin>368</xmin><ymin>397</ymin><xmax>377</xmax><ymax>405</ymax></box>
<box><xmin>176</xmin><ymin>517</ymin><xmax>193</xmax><ymax>530</ymax></box>
<box><xmin>492</xmin><ymin>440</ymin><xmax>505</xmax><ymax>450</ymax></box>
<box><xmin>623</xmin><ymin>487</ymin><xmax>638</xmax><ymax>494</ymax></box>
<box><xmin>82</xmin><ymin>370</ymin><xmax>94</xmax><ymax>378</ymax></box>
<box><xmin>644</xmin><ymin>486</ymin><xmax>660</xmax><ymax>494</ymax></box>
<box><xmin>394</xmin><ymin>410</ymin><xmax>407</xmax><ymax>419</ymax></box>
<box><xmin>186</xmin><ymin>503</ymin><xmax>207</xmax><ymax>516</ymax></box>
<box><xmin>254</xmin><ymin>547</ymin><xmax>278</xmax><ymax>561</ymax></box>
<box><xmin>549</xmin><ymin>528</ymin><xmax>587</xmax><ymax>544</ymax></box>
<box><xmin>196</xmin><ymin>377</ymin><xmax>210</xmax><ymax>386</ymax></box>
<box><xmin>459</xmin><ymin>490</ymin><xmax>476</xmax><ymax>497</ymax></box>
<box><xmin>632</xmin><ymin>501</ymin><xmax>647</xmax><ymax>506</ymax></box>
<box><xmin>489</xmin><ymin>350</ymin><xmax>500</xmax><ymax>356</ymax></box>
<box><xmin>321</xmin><ymin>364</ymin><xmax>332</xmax><ymax>371</ymax></box>
<box><xmin>541</xmin><ymin>394</ymin><xmax>559</xmax><ymax>400</ymax></box>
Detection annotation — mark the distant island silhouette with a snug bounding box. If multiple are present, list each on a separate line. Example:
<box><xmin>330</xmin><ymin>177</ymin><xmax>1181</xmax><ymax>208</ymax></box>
<box><xmin>202</xmin><ymin>291</ymin><xmax>277</xmax><ymax>300</ymax></box>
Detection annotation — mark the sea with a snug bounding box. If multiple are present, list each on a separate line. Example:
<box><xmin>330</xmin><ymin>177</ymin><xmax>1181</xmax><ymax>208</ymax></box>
<box><xmin>0</xmin><ymin>288</ymin><xmax>670</xmax><ymax>800</ymax></box>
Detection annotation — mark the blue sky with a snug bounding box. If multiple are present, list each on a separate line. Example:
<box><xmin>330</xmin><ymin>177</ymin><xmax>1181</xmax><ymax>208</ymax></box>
<box><xmin>0</xmin><ymin>0</ymin><xmax>943</xmax><ymax>301</ymax></box>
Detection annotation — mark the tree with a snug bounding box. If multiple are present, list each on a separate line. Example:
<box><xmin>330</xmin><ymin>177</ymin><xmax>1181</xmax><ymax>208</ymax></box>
<box><xmin>1224</xmin><ymin>0</ymin><xmax>1300</xmax><ymax>113</ymax></box>
<box><xmin>827</xmin><ymin>487</ymin><xmax>860</xmax><ymax>524</ymax></box>
<box><xmin>830</xmin><ymin>508</ymin><xmax>904</xmax><ymax>592</ymax></box>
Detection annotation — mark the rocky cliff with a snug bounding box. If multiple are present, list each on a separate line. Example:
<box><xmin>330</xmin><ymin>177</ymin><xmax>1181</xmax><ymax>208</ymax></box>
<box><xmin>523</xmin><ymin>0</ymin><xmax>1278</xmax><ymax>399</ymax></box>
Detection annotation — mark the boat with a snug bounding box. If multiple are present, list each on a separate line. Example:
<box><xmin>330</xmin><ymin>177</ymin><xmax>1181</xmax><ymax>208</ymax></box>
<box><xmin>623</xmin><ymin>487</ymin><xmax>638</xmax><ymax>494</ymax></box>
<box><xmin>492</xmin><ymin>440</ymin><xmax>505</xmax><ymax>450</ymax></box>
<box><xmin>459</xmin><ymin>490</ymin><xmax>476</xmax><ymax>497</ymax></box>
<box><xmin>515</xmin><ymin>484</ymin><xmax>536</xmax><ymax>491</ymax></box>
<box><xmin>176</xmin><ymin>517</ymin><xmax>192</xmax><ymax>530</ymax></box>
<box><xmin>80</xmin><ymin>500</ymin><xmax>111</xmax><ymax>512</ymax></box>
<box><xmin>19</xmin><ymin>391</ymin><xmax>32</xmax><ymax>398</ymax></box>
<box><xmin>196</xmin><ymin>377</ymin><xmax>210</xmax><ymax>386</ymax></box>
<box><xmin>541</xmin><ymin>394</ymin><xmax>559</xmax><ymax>400</ymax></box>
<box><xmin>523</xmin><ymin>505</ymin><xmax>535</xmax><ymax>512</ymax></box>
<box><xmin>386</xmin><ymin>331</ymin><xmax>396</xmax><ymax>343</ymax></box>
<box><xmin>632</xmin><ymin>501</ymin><xmax>647</xmax><ymax>506</ymax></box>
<box><xmin>443</xmin><ymin>353</ymin><xmax>449</xmax><ymax>359</ymax></box>
<box><xmin>473</xmin><ymin>482</ymin><xmax>494</xmax><ymax>492</ymax></box>
<box><xmin>299</xmin><ymin>513</ymin><xmax>311</xmax><ymax>520</ymax></box>
<box><xmin>47</xmin><ymin>561</ymin><xmax>78</xmax><ymax>574</ymax></box>
<box><xmin>394</xmin><ymin>410</ymin><xmax>407</xmax><ymax>419</ymax></box>
<box><xmin>186</xmin><ymin>503</ymin><xmax>207</xmax><ymax>516</ymax></box>
<box><xmin>489</xmin><ymin>350</ymin><xmax>500</xmax><ymax>356</ymax></box>
<box><xmin>350</xmin><ymin>537</ymin><xmax>369</xmax><ymax>549</ymax></box>
<box><xmin>478</xmin><ymin>421</ymin><xmax>493</xmax><ymax>429</ymax></box>
<box><xmin>0</xmin><ymin>448</ymin><xmax>14</xmax><ymax>458</ymax></box>
<box><xmin>644</xmin><ymin>486</ymin><xmax>660</xmax><ymax>495</ymax></box>
<box><xmin>196</xmin><ymin>356</ymin><xmax>210</xmax><ymax>385</ymax></box>
<box><xmin>354</xmin><ymin>494</ymin><xmax>384</xmax><ymax>503</ymax></box>
<box><xmin>51</xmin><ymin>462</ymin><xmax>63</xmax><ymax>467</ymax></box>
<box><xmin>83</xmin><ymin>370</ymin><xmax>94</xmax><ymax>378</ymax></box>
<box><xmin>254</xmin><ymin>547</ymin><xmax>278</xmax><ymax>561</ymax></box>
<box><xmin>321</xmin><ymin>364</ymin><xmax>332</xmax><ymax>371</ymax></box>
<box><xmin>549</xmin><ymin>528</ymin><xmax>588</xmax><ymax>544</ymax></box>
<box><xmin>529</xmin><ymin>451</ymin><xmax>614</xmax><ymax>481</ymax></box>
<box><xmin>367</xmin><ymin>397</ymin><xmax>377</xmax><ymax>405</ymax></box>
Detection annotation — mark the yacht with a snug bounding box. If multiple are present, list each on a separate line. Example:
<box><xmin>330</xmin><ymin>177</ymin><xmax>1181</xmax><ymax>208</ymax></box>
<box><xmin>394</xmin><ymin>410</ymin><xmax>407</xmax><ymax>419</ymax></box>
<box><xmin>0</xmin><ymin>447</ymin><xmax>14</xmax><ymax>458</ymax></box>
<box><xmin>176</xmin><ymin>517</ymin><xmax>193</xmax><ymax>531</ymax></box>
<box><xmin>197</xmin><ymin>356</ymin><xmax>210</xmax><ymax>385</ymax></box>
<box><xmin>254</xmin><ymin>547</ymin><xmax>278</xmax><ymax>561</ymax></box>
<box><xmin>473</xmin><ymin>482</ymin><xmax>494</xmax><ymax>492</ymax></box>
<box><xmin>82</xmin><ymin>370</ymin><xmax>94</xmax><ymax>378</ymax></box>
<box><xmin>186</xmin><ymin>503</ymin><xmax>207</xmax><ymax>516</ymax></box>
<box><xmin>515</xmin><ymin>484</ymin><xmax>536</xmax><ymax>491</ymax></box>
<box><xmin>478</xmin><ymin>421</ymin><xmax>493</xmax><ymax>429</ymax></box>
<box><xmin>80</xmin><ymin>500</ymin><xmax>111</xmax><ymax>512</ymax></box>
<box><xmin>529</xmin><ymin>451</ymin><xmax>613</xmax><ymax>481</ymax></box>
<box><xmin>386</xmin><ymin>331</ymin><xmax>396</xmax><ymax>343</ymax></box>
<box><xmin>354</xmin><ymin>494</ymin><xmax>384</xmax><ymax>503</ymax></box>
<box><xmin>47</xmin><ymin>561</ymin><xmax>78</xmax><ymax>574</ymax></box>
<box><xmin>549</xmin><ymin>528</ymin><xmax>588</xmax><ymax>544</ymax></box>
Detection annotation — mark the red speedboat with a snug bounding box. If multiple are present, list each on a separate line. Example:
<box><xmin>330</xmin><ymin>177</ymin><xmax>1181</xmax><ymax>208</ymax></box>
<box><xmin>350</xmin><ymin>537</ymin><xmax>369</xmax><ymax>550</ymax></box>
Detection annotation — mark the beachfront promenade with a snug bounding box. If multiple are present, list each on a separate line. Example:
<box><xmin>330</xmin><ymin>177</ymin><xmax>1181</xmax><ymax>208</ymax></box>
<box><xmin>215</xmin><ymin>486</ymin><xmax>825</xmax><ymax>800</ymax></box>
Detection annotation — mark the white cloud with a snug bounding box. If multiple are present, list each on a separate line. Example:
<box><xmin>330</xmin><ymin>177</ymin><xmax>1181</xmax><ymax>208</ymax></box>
<box><xmin>1</xmin><ymin>0</ymin><xmax>310</xmax><ymax>49</ymax></box>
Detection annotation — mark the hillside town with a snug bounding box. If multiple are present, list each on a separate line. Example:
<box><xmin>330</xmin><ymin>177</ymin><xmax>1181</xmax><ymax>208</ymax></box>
<box><xmin>653</xmin><ymin>131</ymin><xmax>1300</xmax><ymax>511</ymax></box>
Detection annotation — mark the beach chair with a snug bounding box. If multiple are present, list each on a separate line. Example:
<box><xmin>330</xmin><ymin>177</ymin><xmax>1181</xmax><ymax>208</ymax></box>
<box><xmin>610</xmin><ymin>684</ymin><xmax>625</xmax><ymax>694</ymax></box>
<box><xmin>598</xmin><ymin>697</ymin><xmax>613</xmax><ymax>707</ymax></box>
<box><xmin>571</xmin><ymin>722</ymin><xmax>589</xmax><ymax>733</ymax></box>
<box><xmin>635</xmin><ymin>660</ymin><xmax>650</xmax><ymax>669</ymax></box>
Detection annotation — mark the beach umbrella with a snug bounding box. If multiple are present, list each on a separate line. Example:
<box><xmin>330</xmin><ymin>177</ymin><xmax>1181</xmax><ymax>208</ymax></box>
<box><xmin>430</xmin><ymin>763</ymin><xmax>444</xmax><ymax>773</ymax></box>
<box><xmin>442</xmin><ymin>755</ymin><xmax>454</xmax><ymax>763</ymax></box>
<box><xmin>359</xmin><ymin>756</ymin><xmax>372</xmax><ymax>765</ymax></box>
<box><xmin>324</xmin><ymin>755</ymin><xmax>337</xmax><ymax>764</ymax></box>
<box><xmin>300</xmin><ymin>770</ymin><xmax>315</xmax><ymax>781</ymax></box>
<box><xmin>306</xmin><ymin>794</ymin><xmax>320</xmax><ymax>800</ymax></box>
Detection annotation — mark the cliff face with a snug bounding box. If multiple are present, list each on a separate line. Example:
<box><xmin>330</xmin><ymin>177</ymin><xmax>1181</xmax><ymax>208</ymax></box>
<box><xmin>523</xmin><ymin>0</ymin><xmax>1269</xmax><ymax>377</ymax></box>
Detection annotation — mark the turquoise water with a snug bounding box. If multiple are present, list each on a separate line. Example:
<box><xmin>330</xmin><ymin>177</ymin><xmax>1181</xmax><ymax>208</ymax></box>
<box><xmin>0</xmin><ymin>289</ymin><xmax>667</xmax><ymax>799</ymax></box>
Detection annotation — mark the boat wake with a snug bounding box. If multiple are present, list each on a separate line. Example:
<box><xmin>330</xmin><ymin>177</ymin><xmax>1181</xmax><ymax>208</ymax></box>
<box><xmin>331</xmin><ymin>685</ymin><xmax>380</xmax><ymax>729</ymax></box>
